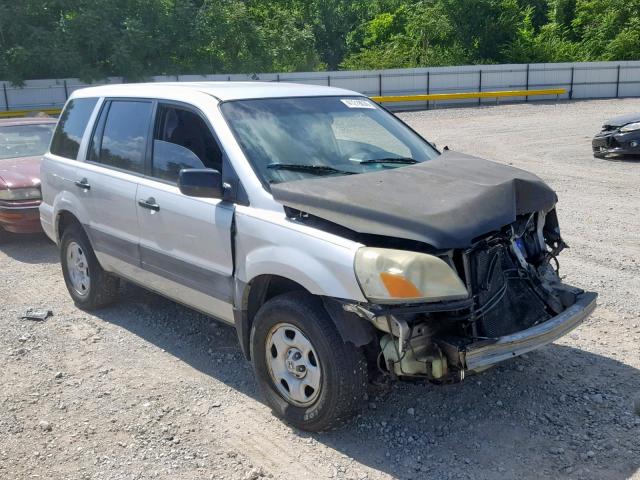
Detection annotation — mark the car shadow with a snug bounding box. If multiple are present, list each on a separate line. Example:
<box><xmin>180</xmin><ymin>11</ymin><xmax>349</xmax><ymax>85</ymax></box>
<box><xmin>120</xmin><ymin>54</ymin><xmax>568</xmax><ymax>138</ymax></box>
<box><xmin>0</xmin><ymin>232</ymin><xmax>58</xmax><ymax>264</ymax></box>
<box><xmin>597</xmin><ymin>155</ymin><xmax>640</xmax><ymax>163</ymax></box>
<box><xmin>90</xmin><ymin>282</ymin><xmax>640</xmax><ymax>480</ymax></box>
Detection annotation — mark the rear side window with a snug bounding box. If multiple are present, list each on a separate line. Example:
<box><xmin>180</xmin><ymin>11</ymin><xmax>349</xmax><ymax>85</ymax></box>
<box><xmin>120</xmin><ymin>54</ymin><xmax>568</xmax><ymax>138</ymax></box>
<box><xmin>50</xmin><ymin>98</ymin><xmax>98</xmax><ymax>159</ymax></box>
<box><xmin>89</xmin><ymin>100</ymin><xmax>152</xmax><ymax>174</ymax></box>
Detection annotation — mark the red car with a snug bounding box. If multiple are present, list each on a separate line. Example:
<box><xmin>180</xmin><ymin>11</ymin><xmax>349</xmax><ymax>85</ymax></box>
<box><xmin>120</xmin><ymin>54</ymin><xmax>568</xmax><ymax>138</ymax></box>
<box><xmin>0</xmin><ymin>117</ymin><xmax>57</xmax><ymax>236</ymax></box>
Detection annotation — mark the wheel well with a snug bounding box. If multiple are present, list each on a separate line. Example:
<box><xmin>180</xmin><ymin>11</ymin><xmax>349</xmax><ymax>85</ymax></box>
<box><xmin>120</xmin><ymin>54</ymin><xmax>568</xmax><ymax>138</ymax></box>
<box><xmin>245</xmin><ymin>275</ymin><xmax>307</xmax><ymax>326</ymax></box>
<box><xmin>236</xmin><ymin>275</ymin><xmax>308</xmax><ymax>360</ymax></box>
<box><xmin>237</xmin><ymin>275</ymin><xmax>375</xmax><ymax>361</ymax></box>
<box><xmin>56</xmin><ymin>210</ymin><xmax>82</xmax><ymax>242</ymax></box>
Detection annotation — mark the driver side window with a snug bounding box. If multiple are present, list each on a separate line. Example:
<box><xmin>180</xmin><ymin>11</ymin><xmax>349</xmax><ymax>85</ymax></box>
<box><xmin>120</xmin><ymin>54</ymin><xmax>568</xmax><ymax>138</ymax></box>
<box><xmin>151</xmin><ymin>104</ymin><xmax>223</xmax><ymax>183</ymax></box>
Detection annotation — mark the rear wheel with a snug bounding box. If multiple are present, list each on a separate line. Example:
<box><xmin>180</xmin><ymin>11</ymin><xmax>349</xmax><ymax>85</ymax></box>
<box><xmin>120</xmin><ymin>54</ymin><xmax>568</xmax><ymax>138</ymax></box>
<box><xmin>60</xmin><ymin>224</ymin><xmax>119</xmax><ymax>309</ymax></box>
<box><xmin>250</xmin><ymin>291</ymin><xmax>367</xmax><ymax>431</ymax></box>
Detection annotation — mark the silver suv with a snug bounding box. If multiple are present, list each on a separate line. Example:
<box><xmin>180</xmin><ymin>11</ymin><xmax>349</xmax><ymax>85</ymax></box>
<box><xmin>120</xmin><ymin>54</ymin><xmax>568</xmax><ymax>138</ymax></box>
<box><xmin>40</xmin><ymin>82</ymin><xmax>597</xmax><ymax>431</ymax></box>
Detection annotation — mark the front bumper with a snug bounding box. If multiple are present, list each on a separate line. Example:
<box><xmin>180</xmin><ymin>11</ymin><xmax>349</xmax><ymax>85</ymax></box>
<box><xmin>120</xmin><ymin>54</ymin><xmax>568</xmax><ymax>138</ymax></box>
<box><xmin>463</xmin><ymin>291</ymin><xmax>597</xmax><ymax>370</ymax></box>
<box><xmin>0</xmin><ymin>201</ymin><xmax>42</xmax><ymax>234</ymax></box>
<box><xmin>592</xmin><ymin>130</ymin><xmax>640</xmax><ymax>156</ymax></box>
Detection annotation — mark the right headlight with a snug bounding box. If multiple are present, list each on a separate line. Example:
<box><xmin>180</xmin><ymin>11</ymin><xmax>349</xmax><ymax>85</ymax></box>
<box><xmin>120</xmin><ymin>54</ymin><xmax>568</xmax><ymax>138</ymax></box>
<box><xmin>354</xmin><ymin>247</ymin><xmax>468</xmax><ymax>304</ymax></box>
<box><xmin>620</xmin><ymin>122</ymin><xmax>640</xmax><ymax>132</ymax></box>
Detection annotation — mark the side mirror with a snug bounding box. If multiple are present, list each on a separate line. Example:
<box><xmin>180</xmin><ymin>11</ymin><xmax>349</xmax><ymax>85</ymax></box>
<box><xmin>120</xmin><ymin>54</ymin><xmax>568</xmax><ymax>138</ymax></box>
<box><xmin>178</xmin><ymin>168</ymin><xmax>222</xmax><ymax>198</ymax></box>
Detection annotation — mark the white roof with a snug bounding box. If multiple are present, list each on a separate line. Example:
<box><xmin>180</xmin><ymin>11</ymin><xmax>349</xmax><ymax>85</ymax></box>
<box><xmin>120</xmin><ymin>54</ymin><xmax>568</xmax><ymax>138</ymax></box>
<box><xmin>71</xmin><ymin>81</ymin><xmax>363</xmax><ymax>102</ymax></box>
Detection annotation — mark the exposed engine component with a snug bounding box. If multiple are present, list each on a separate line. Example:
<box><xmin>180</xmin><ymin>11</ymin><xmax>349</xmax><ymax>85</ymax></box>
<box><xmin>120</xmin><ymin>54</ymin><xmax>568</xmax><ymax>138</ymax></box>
<box><xmin>379</xmin><ymin>323</ymin><xmax>449</xmax><ymax>380</ymax></box>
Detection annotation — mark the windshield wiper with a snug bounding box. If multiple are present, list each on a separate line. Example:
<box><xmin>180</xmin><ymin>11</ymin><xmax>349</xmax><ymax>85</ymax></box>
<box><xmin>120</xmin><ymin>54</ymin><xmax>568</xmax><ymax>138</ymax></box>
<box><xmin>359</xmin><ymin>157</ymin><xmax>418</xmax><ymax>165</ymax></box>
<box><xmin>267</xmin><ymin>163</ymin><xmax>354</xmax><ymax>176</ymax></box>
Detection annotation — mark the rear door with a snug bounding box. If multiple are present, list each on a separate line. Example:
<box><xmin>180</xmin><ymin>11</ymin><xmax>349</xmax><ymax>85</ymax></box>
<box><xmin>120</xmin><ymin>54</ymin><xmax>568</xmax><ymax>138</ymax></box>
<box><xmin>43</xmin><ymin>97</ymin><xmax>99</xmax><ymax>240</ymax></box>
<box><xmin>135</xmin><ymin>102</ymin><xmax>235</xmax><ymax>322</ymax></box>
<box><xmin>79</xmin><ymin>99</ymin><xmax>153</xmax><ymax>276</ymax></box>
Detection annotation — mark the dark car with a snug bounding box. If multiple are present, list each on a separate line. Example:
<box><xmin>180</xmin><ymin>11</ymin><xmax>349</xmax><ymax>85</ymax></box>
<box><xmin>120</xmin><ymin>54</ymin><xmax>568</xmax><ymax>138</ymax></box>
<box><xmin>0</xmin><ymin>117</ymin><xmax>57</xmax><ymax>237</ymax></box>
<box><xmin>592</xmin><ymin>113</ymin><xmax>640</xmax><ymax>158</ymax></box>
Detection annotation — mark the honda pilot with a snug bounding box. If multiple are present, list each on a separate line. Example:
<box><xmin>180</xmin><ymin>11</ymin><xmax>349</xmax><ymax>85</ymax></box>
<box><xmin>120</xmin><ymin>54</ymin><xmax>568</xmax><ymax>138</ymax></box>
<box><xmin>40</xmin><ymin>82</ymin><xmax>597</xmax><ymax>431</ymax></box>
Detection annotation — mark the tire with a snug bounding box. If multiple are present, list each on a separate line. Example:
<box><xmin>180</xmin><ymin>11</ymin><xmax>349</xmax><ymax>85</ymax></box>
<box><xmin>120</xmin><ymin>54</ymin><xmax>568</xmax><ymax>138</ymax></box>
<box><xmin>250</xmin><ymin>291</ymin><xmax>368</xmax><ymax>432</ymax></box>
<box><xmin>60</xmin><ymin>223</ymin><xmax>119</xmax><ymax>309</ymax></box>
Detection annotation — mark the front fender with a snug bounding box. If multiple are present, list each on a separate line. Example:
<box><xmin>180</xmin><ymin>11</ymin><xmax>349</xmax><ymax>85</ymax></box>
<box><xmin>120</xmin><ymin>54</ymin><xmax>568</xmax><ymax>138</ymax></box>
<box><xmin>235</xmin><ymin>209</ymin><xmax>366</xmax><ymax>302</ymax></box>
<box><xmin>243</xmin><ymin>244</ymin><xmax>365</xmax><ymax>301</ymax></box>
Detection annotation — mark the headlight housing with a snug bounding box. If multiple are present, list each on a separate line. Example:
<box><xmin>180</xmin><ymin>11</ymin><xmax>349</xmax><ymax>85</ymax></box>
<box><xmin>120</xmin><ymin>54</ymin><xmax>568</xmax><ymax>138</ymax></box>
<box><xmin>620</xmin><ymin>122</ymin><xmax>640</xmax><ymax>132</ymax></box>
<box><xmin>355</xmin><ymin>247</ymin><xmax>468</xmax><ymax>304</ymax></box>
<box><xmin>0</xmin><ymin>187</ymin><xmax>41</xmax><ymax>201</ymax></box>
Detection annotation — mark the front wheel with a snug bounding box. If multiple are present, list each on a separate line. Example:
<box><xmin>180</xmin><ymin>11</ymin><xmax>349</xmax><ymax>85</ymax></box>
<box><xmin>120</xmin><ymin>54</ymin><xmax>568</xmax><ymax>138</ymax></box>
<box><xmin>250</xmin><ymin>292</ymin><xmax>368</xmax><ymax>431</ymax></box>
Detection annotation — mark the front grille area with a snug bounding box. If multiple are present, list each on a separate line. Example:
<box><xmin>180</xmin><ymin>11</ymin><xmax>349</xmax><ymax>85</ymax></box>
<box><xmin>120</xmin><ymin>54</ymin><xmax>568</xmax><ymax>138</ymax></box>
<box><xmin>466</xmin><ymin>243</ymin><xmax>551</xmax><ymax>338</ymax></box>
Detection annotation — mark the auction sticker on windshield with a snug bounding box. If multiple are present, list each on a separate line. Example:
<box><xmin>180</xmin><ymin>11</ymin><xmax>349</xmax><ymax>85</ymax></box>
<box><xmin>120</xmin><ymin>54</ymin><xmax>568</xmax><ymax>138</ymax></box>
<box><xmin>341</xmin><ymin>98</ymin><xmax>376</xmax><ymax>109</ymax></box>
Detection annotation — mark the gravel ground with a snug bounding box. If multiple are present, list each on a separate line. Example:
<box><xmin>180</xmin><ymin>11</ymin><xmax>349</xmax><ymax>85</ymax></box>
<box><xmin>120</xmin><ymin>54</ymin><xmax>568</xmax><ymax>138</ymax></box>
<box><xmin>1</xmin><ymin>98</ymin><xmax>639</xmax><ymax>480</ymax></box>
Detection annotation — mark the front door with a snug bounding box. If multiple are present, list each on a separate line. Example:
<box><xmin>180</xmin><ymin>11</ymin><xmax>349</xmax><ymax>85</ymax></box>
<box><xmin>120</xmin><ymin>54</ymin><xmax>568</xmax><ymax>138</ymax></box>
<box><xmin>135</xmin><ymin>103</ymin><xmax>235</xmax><ymax>322</ymax></box>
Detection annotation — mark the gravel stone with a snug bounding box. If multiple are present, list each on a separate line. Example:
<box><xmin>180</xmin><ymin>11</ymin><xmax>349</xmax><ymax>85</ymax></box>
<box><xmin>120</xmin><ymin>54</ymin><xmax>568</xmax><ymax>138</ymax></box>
<box><xmin>38</xmin><ymin>421</ymin><xmax>52</xmax><ymax>432</ymax></box>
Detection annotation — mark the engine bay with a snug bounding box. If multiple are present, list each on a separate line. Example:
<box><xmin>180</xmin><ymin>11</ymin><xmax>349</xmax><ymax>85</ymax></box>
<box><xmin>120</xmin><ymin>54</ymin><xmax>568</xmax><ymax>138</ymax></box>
<box><xmin>346</xmin><ymin>209</ymin><xmax>586</xmax><ymax>382</ymax></box>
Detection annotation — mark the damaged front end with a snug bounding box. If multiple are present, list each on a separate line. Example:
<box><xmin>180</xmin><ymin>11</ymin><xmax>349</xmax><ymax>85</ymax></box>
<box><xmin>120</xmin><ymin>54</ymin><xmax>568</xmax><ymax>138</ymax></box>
<box><xmin>344</xmin><ymin>209</ymin><xmax>597</xmax><ymax>382</ymax></box>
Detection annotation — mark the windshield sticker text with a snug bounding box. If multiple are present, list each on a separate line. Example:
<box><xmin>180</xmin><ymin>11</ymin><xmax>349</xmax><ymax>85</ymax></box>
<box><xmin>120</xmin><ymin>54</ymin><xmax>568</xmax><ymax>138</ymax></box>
<box><xmin>340</xmin><ymin>99</ymin><xmax>376</xmax><ymax>109</ymax></box>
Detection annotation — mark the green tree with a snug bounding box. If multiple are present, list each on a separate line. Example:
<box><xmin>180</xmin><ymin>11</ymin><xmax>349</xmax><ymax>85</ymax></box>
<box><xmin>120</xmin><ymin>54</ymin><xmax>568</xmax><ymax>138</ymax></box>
<box><xmin>1</xmin><ymin>0</ymin><xmax>639</xmax><ymax>83</ymax></box>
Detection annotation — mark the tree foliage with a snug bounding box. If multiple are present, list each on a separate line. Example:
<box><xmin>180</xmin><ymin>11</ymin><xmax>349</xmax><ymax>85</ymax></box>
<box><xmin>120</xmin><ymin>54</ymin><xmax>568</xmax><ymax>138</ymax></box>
<box><xmin>0</xmin><ymin>0</ymin><xmax>637</xmax><ymax>82</ymax></box>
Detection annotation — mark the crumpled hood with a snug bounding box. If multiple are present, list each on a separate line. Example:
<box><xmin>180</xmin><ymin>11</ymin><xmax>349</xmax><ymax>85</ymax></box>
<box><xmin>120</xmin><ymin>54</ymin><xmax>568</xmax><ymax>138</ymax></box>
<box><xmin>603</xmin><ymin>113</ymin><xmax>640</xmax><ymax>128</ymax></box>
<box><xmin>270</xmin><ymin>151</ymin><xmax>557</xmax><ymax>249</ymax></box>
<box><xmin>0</xmin><ymin>155</ymin><xmax>42</xmax><ymax>189</ymax></box>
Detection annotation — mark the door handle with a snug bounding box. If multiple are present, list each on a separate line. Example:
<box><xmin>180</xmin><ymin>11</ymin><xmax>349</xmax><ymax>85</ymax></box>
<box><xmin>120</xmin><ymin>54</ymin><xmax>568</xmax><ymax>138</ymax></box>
<box><xmin>138</xmin><ymin>197</ymin><xmax>160</xmax><ymax>212</ymax></box>
<box><xmin>74</xmin><ymin>178</ymin><xmax>91</xmax><ymax>190</ymax></box>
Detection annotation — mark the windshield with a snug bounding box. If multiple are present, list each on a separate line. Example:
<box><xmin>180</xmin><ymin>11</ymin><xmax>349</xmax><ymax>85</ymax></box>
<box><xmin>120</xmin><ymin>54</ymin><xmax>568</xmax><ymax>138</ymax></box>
<box><xmin>0</xmin><ymin>124</ymin><xmax>55</xmax><ymax>160</ymax></box>
<box><xmin>220</xmin><ymin>96</ymin><xmax>439</xmax><ymax>185</ymax></box>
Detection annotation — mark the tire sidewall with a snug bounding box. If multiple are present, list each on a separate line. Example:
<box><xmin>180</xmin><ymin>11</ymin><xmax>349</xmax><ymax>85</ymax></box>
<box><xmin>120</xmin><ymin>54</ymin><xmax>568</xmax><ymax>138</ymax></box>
<box><xmin>60</xmin><ymin>225</ymin><xmax>96</xmax><ymax>306</ymax></box>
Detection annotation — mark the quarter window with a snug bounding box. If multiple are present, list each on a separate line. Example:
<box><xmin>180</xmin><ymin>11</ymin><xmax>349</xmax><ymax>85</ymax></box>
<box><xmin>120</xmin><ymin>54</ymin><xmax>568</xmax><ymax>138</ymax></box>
<box><xmin>151</xmin><ymin>105</ymin><xmax>222</xmax><ymax>183</ymax></box>
<box><xmin>50</xmin><ymin>98</ymin><xmax>98</xmax><ymax>159</ymax></box>
<box><xmin>90</xmin><ymin>100</ymin><xmax>152</xmax><ymax>174</ymax></box>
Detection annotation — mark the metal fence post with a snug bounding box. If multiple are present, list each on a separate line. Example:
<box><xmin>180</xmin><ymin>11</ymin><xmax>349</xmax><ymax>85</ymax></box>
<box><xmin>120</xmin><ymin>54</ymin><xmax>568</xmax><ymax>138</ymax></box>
<box><xmin>426</xmin><ymin>71</ymin><xmax>430</xmax><ymax>110</ymax></box>
<box><xmin>63</xmin><ymin>79</ymin><xmax>69</xmax><ymax>99</ymax></box>
<box><xmin>327</xmin><ymin>75</ymin><xmax>331</xmax><ymax>87</ymax></box>
<box><xmin>569</xmin><ymin>66</ymin><xmax>574</xmax><ymax>99</ymax></box>
<box><xmin>525</xmin><ymin>64</ymin><xmax>530</xmax><ymax>102</ymax></box>
<box><xmin>276</xmin><ymin>73</ymin><xmax>280</xmax><ymax>82</ymax></box>
<box><xmin>378</xmin><ymin>74</ymin><xmax>383</xmax><ymax>96</ymax></box>
<box><xmin>616</xmin><ymin>65</ymin><xmax>621</xmax><ymax>98</ymax></box>
<box><xmin>2</xmin><ymin>83</ymin><xmax>8</xmax><ymax>111</ymax></box>
<box><xmin>478</xmin><ymin>69</ymin><xmax>482</xmax><ymax>105</ymax></box>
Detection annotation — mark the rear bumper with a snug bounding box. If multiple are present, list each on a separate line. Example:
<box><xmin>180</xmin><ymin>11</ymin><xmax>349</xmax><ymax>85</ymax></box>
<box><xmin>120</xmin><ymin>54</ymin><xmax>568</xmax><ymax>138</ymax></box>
<box><xmin>0</xmin><ymin>202</ymin><xmax>42</xmax><ymax>234</ymax></box>
<box><xmin>463</xmin><ymin>291</ymin><xmax>597</xmax><ymax>371</ymax></box>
